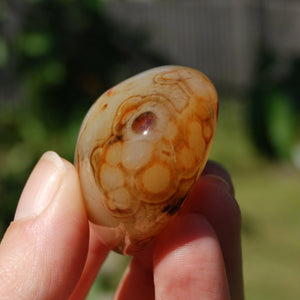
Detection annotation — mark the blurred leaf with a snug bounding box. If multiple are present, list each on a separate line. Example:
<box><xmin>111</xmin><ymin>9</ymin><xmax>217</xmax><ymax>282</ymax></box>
<box><xmin>3</xmin><ymin>144</ymin><xmax>35</xmax><ymax>177</ymax></box>
<box><xmin>248</xmin><ymin>48</ymin><xmax>300</xmax><ymax>162</ymax></box>
<box><xmin>42</xmin><ymin>60</ymin><xmax>66</xmax><ymax>85</ymax></box>
<box><xmin>0</xmin><ymin>36</ymin><xmax>8</xmax><ymax>68</ymax></box>
<box><xmin>267</xmin><ymin>92</ymin><xmax>297</xmax><ymax>159</ymax></box>
<box><xmin>18</xmin><ymin>31</ymin><xmax>54</xmax><ymax>57</ymax></box>
<box><xmin>19</xmin><ymin>116</ymin><xmax>46</xmax><ymax>145</ymax></box>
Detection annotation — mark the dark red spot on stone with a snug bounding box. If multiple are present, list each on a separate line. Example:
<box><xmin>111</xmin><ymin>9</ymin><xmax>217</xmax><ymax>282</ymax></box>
<box><xmin>132</xmin><ymin>111</ymin><xmax>157</xmax><ymax>134</ymax></box>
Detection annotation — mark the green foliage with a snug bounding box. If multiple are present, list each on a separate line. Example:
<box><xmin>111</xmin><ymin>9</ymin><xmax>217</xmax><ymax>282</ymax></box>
<box><xmin>248</xmin><ymin>49</ymin><xmax>300</xmax><ymax>162</ymax></box>
<box><xmin>267</xmin><ymin>92</ymin><xmax>298</xmax><ymax>159</ymax></box>
<box><xmin>0</xmin><ymin>0</ymin><xmax>166</xmax><ymax>237</ymax></box>
<box><xmin>0</xmin><ymin>36</ymin><xmax>8</xmax><ymax>67</ymax></box>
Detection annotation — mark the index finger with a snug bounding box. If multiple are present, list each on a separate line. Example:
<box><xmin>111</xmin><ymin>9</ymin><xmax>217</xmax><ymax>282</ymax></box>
<box><xmin>181</xmin><ymin>160</ymin><xmax>244</xmax><ymax>299</ymax></box>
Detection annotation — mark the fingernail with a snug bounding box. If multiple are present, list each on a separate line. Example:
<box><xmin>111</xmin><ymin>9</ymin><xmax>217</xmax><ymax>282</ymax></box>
<box><xmin>14</xmin><ymin>151</ymin><xmax>66</xmax><ymax>220</ymax></box>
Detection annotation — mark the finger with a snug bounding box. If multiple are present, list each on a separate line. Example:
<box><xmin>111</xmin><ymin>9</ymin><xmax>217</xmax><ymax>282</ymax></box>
<box><xmin>182</xmin><ymin>161</ymin><xmax>244</xmax><ymax>299</ymax></box>
<box><xmin>202</xmin><ymin>160</ymin><xmax>235</xmax><ymax>196</ymax></box>
<box><xmin>69</xmin><ymin>223</ymin><xmax>110</xmax><ymax>300</ymax></box>
<box><xmin>154</xmin><ymin>214</ymin><xmax>230</xmax><ymax>300</ymax></box>
<box><xmin>113</xmin><ymin>256</ymin><xmax>154</xmax><ymax>300</ymax></box>
<box><xmin>113</xmin><ymin>233</ymin><xmax>156</xmax><ymax>300</ymax></box>
<box><xmin>0</xmin><ymin>151</ymin><xmax>90</xmax><ymax>300</ymax></box>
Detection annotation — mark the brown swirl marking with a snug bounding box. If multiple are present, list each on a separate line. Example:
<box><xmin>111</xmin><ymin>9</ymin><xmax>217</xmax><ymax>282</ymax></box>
<box><xmin>112</xmin><ymin>94</ymin><xmax>173</xmax><ymax>130</ymax></box>
<box><xmin>76</xmin><ymin>66</ymin><xmax>218</xmax><ymax>255</ymax></box>
<box><xmin>153</xmin><ymin>69</ymin><xmax>195</xmax><ymax>112</ymax></box>
<box><xmin>93</xmin><ymin>79</ymin><xmax>214</xmax><ymax>218</ymax></box>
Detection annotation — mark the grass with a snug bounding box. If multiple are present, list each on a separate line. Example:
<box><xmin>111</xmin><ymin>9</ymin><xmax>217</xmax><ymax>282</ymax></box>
<box><xmin>210</xmin><ymin>98</ymin><xmax>300</xmax><ymax>300</ymax></box>
<box><xmin>236</xmin><ymin>166</ymin><xmax>299</xmax><ymax>299</ymax></box>
<box><xmin>88</xmin><ymin>98</ymin><xmax>300</xmax><ymax>299</ymax></box>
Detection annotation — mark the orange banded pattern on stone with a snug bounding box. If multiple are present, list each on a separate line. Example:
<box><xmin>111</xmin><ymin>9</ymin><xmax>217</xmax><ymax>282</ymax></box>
<box><xmin>75</xmin><ymin>66</ymin><xmax>218</xmax><ymax>254</ymax></box>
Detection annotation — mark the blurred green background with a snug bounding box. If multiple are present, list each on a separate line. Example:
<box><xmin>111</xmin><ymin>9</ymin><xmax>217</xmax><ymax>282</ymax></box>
<box><xmin>0</xmin><ymin>1</ymin><xmax>299</xmax><ymax>299</ymax></box>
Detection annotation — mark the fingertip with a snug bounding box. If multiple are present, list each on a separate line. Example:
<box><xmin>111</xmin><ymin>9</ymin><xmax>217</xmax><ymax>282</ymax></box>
<box><xmin>202</xmin><ymin>160</ymin><xmax>231</xmax><ymax>178</ymax></box>
<box><xmin>185</xmin><ymin>174</ymin><xmax>241</xmax><ymax>236</ymax></box>
<box><xmin>14</xmin><ymin>151</ymin><xmax>67</xmax><ymax>220</ymax></box>
<box><xmin>202</xmin><ymin>160</ymin><xmax>234</xmax><ymax>196</ymax></box>
<box><xmin>0</xmin><ymin>151</ymin><xmax>90</xmax><ymax>299</ymax></box>
<box><xmin>184</xmin><ymin>161</ymin><xmax>240</xmax><ymax>230</ymax></box>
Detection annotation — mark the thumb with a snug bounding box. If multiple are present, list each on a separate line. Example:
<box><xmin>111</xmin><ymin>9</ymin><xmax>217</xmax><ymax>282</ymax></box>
<box><xmin>0</xmin><ymin>151</ymin><xmax>89</xmax><ymax>300</ymax></box>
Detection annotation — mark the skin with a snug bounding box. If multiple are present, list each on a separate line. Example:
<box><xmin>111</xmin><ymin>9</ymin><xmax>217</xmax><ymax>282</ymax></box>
<box><xmin>0</xmin><ymin>151</ymin><xmax>243</xmax><ymax>300</ymax></box>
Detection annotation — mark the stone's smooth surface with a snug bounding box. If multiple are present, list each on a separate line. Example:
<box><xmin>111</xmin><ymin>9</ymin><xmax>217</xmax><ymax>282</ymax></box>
<box><xmin>75</xmin><ymin>65</ymin><xmax>218</xmax><ymax>255</ymax></box>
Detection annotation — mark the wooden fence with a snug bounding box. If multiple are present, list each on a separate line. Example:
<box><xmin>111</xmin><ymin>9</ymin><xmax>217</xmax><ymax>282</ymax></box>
<box><xmin>106</xmin><ymin>0</ymin><xmax>300</xmax><ymax>90</ymax></box>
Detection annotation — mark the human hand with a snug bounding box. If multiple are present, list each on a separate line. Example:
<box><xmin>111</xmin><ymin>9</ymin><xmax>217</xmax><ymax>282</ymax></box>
<box><xmin>0</xmin><ymin>151</ymin><xmax>243</xmax><ymax>300</ymax></box>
